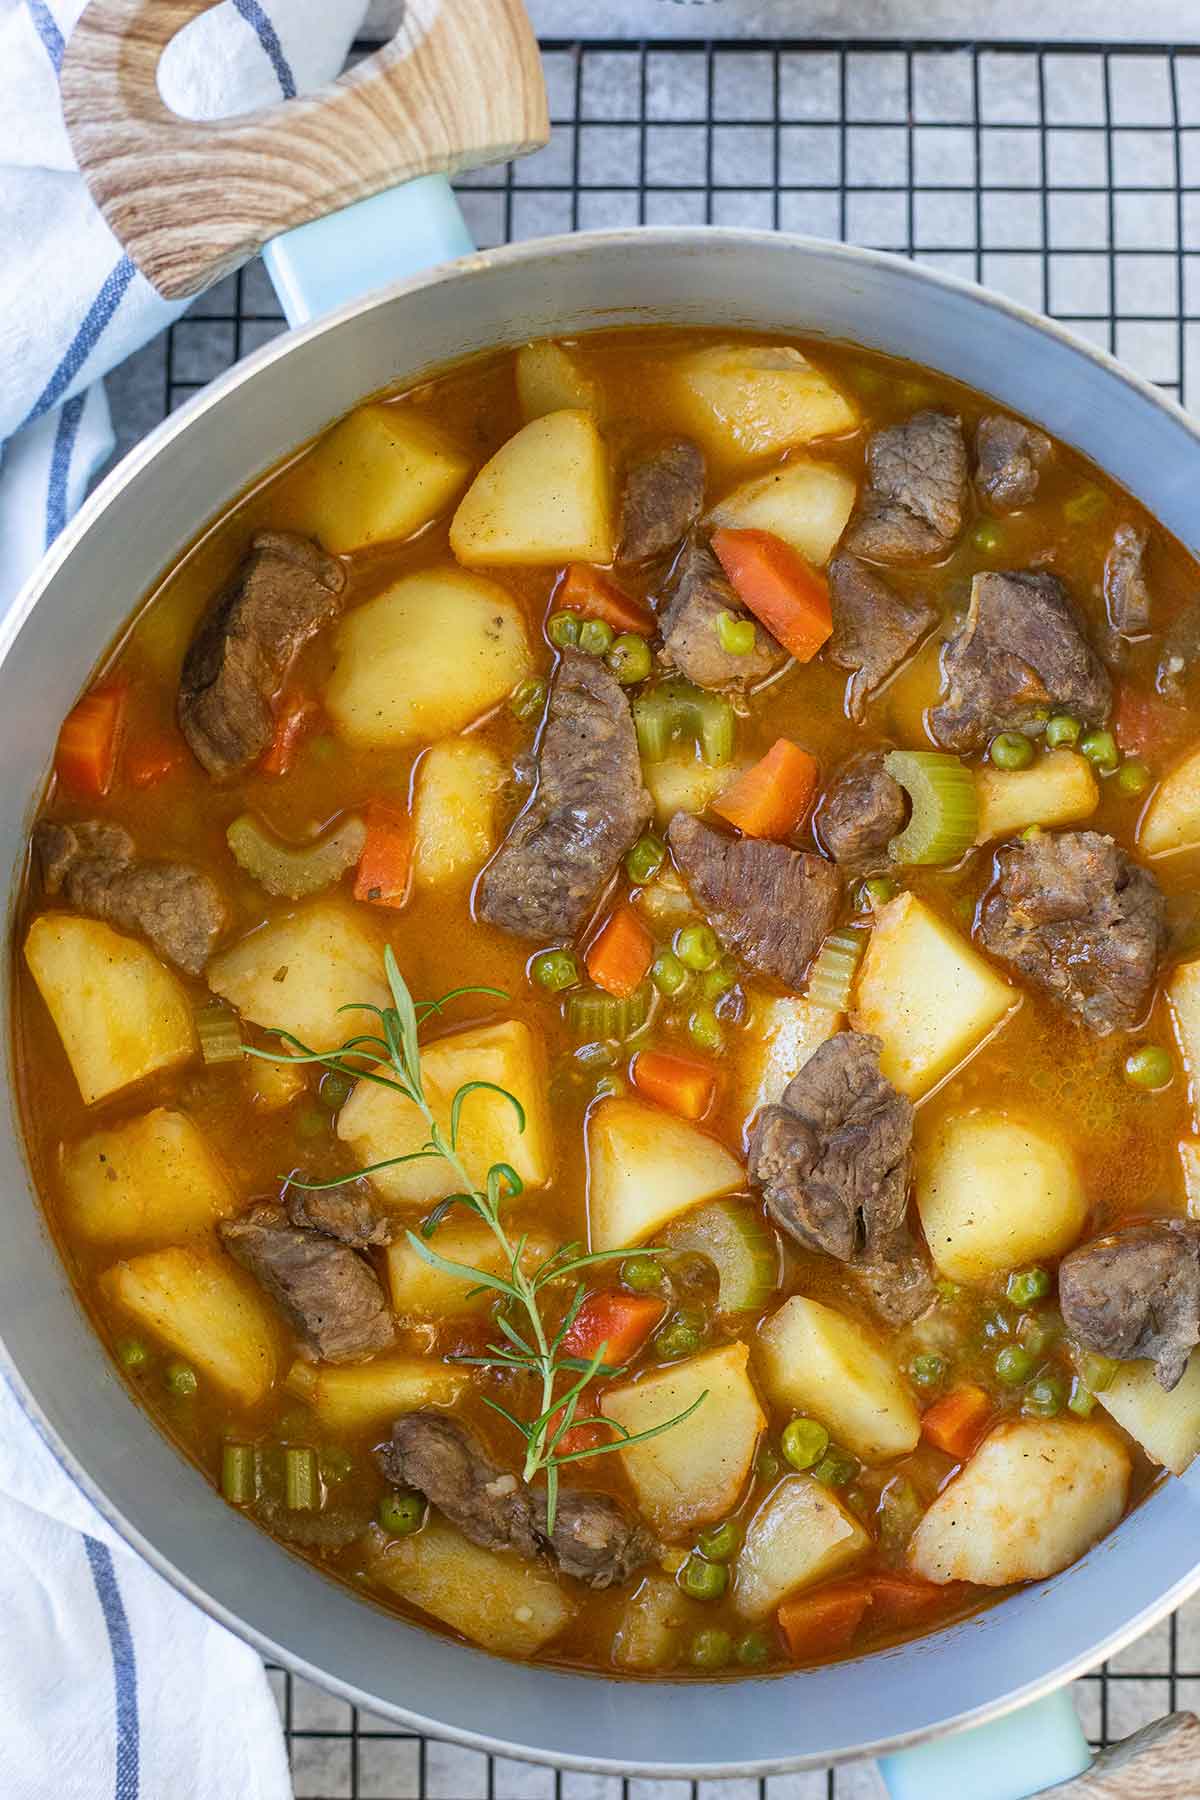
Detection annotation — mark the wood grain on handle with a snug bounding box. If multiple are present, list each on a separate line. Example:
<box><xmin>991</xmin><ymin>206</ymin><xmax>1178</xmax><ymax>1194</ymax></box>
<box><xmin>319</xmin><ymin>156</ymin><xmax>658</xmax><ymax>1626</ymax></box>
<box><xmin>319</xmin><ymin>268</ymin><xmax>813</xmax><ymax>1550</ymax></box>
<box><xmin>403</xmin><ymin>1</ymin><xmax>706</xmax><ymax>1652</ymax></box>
<box><xmin>60</xmin><ymin>0</ymin><xmax>548</xmax><ymax>300</ymax></box>
<box><xmin>1040</xmin><ymin>1711</ymin><xmax>1200</xmax><ymax>1797</ymax></box>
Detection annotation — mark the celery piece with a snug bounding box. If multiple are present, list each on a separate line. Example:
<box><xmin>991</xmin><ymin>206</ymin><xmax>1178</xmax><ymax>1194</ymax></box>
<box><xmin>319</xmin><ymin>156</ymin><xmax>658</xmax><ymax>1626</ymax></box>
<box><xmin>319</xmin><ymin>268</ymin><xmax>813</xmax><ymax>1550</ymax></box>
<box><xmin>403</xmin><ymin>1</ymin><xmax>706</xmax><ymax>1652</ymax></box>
<box><xmin>807</xmin><ymin>927</ymin><xmax>868</xmax><ymax>1012</ymax></box>
<box><xmin>633</xmin><ymin>679</ymin><xmax>735</xmax><ymax>768</ymax></box>
<box><xmin>284</xmin><ymin>1445</ymin><xmax>319</xmax><ymax>1511</ymax></box>
<box><xmin>660</xmin><ymin>1199</ymin><xmax>779</xmax><ymax>1314</ymax></box>
<box><xmin>883</xmin><ymin>750</ymin><xmax>978</xmax><ymax>865</ymax></box>
<box><xmin>564</xmin><ymin>982</ymin><xmax>653</xmax><ymax>1042</ymax></box>
<box><xmin>226</xmin><ymin>812</ymin><xmax>367</xmax><ymax>900</ymax></box>
<box><xmin>221</xmin><ymin>1442</ymin><xmax>257</xmax><ymax>1505</ymax></box>
<box><xmin>194</xmin><ymin>1000</ymin><xmax>243</xmax><ymax>1065</ymax></box>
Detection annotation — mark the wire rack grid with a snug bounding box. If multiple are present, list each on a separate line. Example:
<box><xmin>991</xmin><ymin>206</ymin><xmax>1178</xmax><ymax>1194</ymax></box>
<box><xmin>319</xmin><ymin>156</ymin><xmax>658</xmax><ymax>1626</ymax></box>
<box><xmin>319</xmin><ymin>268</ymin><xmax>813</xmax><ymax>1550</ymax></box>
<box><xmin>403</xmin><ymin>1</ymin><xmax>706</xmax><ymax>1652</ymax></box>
<box><xmin>102</xmin><ymin>34</ymin><xmax>1200</xmax><ymax>1800</ymax></box>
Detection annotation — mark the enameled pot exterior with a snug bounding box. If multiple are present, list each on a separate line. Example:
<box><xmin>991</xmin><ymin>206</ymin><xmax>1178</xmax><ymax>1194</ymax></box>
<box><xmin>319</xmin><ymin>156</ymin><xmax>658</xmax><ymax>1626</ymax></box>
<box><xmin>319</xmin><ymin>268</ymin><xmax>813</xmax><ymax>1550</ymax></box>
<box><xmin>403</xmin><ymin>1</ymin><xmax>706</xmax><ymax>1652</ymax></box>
<box><xmin>5</xmin><ymin>230</ymin><xmax>1200</xmax><ymax>1779</ymax></box>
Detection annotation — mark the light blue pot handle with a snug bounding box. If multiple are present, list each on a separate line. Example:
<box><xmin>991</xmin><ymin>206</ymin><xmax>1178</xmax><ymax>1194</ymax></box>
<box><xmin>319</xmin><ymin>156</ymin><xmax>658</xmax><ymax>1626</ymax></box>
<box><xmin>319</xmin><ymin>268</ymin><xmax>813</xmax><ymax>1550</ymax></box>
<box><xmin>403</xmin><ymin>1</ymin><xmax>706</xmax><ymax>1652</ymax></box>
<box><xmin>878</xmin><ymin>1688</ymin><xmax>1092</xmax><ymax>1799</ymax></box>
<box><xmin>261</xmin><ymin>175</ymin><xmax>476</xmax><ymax>328</ymax></box>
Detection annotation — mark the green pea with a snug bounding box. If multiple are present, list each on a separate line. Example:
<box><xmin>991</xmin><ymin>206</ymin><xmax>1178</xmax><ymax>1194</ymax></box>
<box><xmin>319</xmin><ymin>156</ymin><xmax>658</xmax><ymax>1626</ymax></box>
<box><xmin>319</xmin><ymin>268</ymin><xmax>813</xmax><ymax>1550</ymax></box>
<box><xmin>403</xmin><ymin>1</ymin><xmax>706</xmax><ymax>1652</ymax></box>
<box><xmin>811</xmin><ymin>1447</ymin><xmax>857</xmax><ymax>1488</ymax></box>
<box><xmin>1081</xmin><ymin>729</ymin><xmax>1119</xmax><ymax>773</ymax></box>
<box><xmin>1067</xmin><ymin>1376</ymin><xmax>1098</xmax><ymax>1417</ymax></box>
<box><xmin>608</xmin><ymin>633</ymin><xmax>653</xmax><ymax>686</ymax></box>
<box><xmin>117</xmin><ymin>1337</ymin><xmax>149</xmax><ymax>1372</ymax></box>
<box><xmin>688</xmin><ymin>1627</ymin><xmax>734</xmax><ymax>1671</ymax></box>
<box><xmin>531</xmin><ymin>948</ymin><xmax>579</xmax><ymax>993</ymax></box>
<box><xmin>1017</xmin><ymin>1312</ymin><xmax>1055</xmax><ymax>1356</ymax></box>
<box><xmin>1081</xmin><ymin>1352</ymin><xmax>1118</xmax><ymax>1393</ymax></box>
<box><xmin>687</xmin><ymin>1006</ymin><xmax>725</xmax><ymax>1055</ymax></box>
<box><xmin>574</xmin><ymin>1039</ymin><xmax>618</xmax><ymax>1070</ymax></box>
<box><xmin>715</xmin><ymin>610</ymin><xmax>757</xmax><ymax>657</ymax></box>
<box><xmin>699</xmin><ymin>957</ymin><xmax>738</xmax><ymax>1003</ymax></box>
<box><xmin>1045</xmin><ymin>713</ymin><xmax>1082</xmax><ymax>748</ymax></box>
<box><xmin>1023</xmin><ymin>1375</ymin><xmax>1066</xmax><ymax>1418</ymax></box>
<box><xmin>656</xmin><ymin>1308</ymin><xmax>706</xmax><ymax>1361</ymax></box>
<box><xmin>625</xmin><ymin>834</ymin><xmax>666</xmax><ymax>885</ymax></box>
<box><xmin>781</xmin><ymin>1416</ymin><xmax>830</xmax><ymax>1471</ymax></box>
<box><xmin>319</xmin><ymin>1069</ymin><xmax>354</xmax><ymax>1110</ymax></box>
<box><xmin>756</xmin><ymin>1445</ymin><xmax>782</xmax><ymax>1484</ymax></box>
<box><xmin>734</xmin><ymin>1630</ymin><xmax>771</xmax><ymax>1668</ymax></box>
<box><xmin>990</xmin><ymin>731</ymin><xmax>1034</xmax><ymax>771</ymax></box>
<box><xmin>1124</xmin><ymin>1044</ymin><xmax>1173</xmax><ymax>1090</ymax></box>
<box><xmin>592</xmin><ymin>1073</ymin><xmax>625</xmax><ymax>1101</ymax></box>
<box><xmin>860</xmin><ymin>877</ymin><xmax>898</xmax><ymax>911</ymax></box>
<box><xmin>164</xmin><ymin>1359</ymin><xmax>198</xmax><ymax>1397</ymax></box>
<box><xmin>675</xmin><ymin>923</ymin><xmax>721</xmax><ymax>971</ymax></box>
<box><xmin>579</xmin><ymin>618</ymin><xmax>615</xmax><ymax>657</ymax></box>
<box><xmin>651</xmin><ymin>951</ymin><xmax>689</xmax><ymax>997</ymax></box>
<box><xmin>320</xmin><ymin>1447</ymin><xmax>354</xmax><ymax>1483</ymax></box>
<box><xmin>973</xmin><ymin>522</ymin><xmax>1004</xmax><ymax>554</ymax></box>
<box><xmin>697</xmin><ymin>1519</ymin><xmax>742</xmax><ymax>1561</ymax></box>
<box><xmin>1006</xmin><ymin>1267</ymin><xmax>1051</xmax><ymax>1308</ymax></box>
<box><xmin>379</xmin><ymin>1491</ymin><xmax>425</xmax><ymax>1536</ymax></box>
<box><xmin>1117</xmin><ymin>759</ymin><xmax>1152</xmax><ymax>796</ymax></box>
<box><xmin>547</xmin><ymin>610</ymin><xmax>581</xmax><ymax>650</ymax></box>
<box><xmin>680</xmin><ymin>1554</ymin><xmax>729</xmax><ymax>1601</ymax></box>
<box><xmin>295</xmin><ymin>1107</ymin><xmax>327</xmax><ymax>1140</ymax></box>
<box><xmin>909</xmin><ymin>1353</ymin><xmax>946</xmax><ymax>1391</ymax></box>
<box><xmin>621</xmin><ymin>1253</ymin><xmax>664</xmax><ymax>1293</ymax></box>
<box><xmin>509</xmin><ymin>676</ymin><xmax>548</xmax><ymax>721</ymax></box>
<box><xmin>994</xmin><ymin>1344</ymin><xmax>1035</xmax><ymax>1386</ymax></box>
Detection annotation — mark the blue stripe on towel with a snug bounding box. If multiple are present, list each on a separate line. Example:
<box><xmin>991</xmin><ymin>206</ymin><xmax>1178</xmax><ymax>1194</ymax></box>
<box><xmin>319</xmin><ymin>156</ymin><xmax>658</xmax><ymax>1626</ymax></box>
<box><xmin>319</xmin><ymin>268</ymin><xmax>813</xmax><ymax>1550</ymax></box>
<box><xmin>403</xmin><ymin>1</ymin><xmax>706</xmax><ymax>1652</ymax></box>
<box><xmin>231</xmin><ymin>0</ymin><xmax>297</xmax><ymax>98</ymax></box>
<box><xmin>25</xmin><ymin>0</ymin><xmax>65</xmax><ymax>72</ymax></box>
<box><xmin>18</xmin><ymin>255</ymin><xmax>137</xmax><ymax>430</ymax></box>
<box><xmin>45</xmin><ymin>394</ymin><xmax>85</xmax><ymax>548</ymax></box>
<box><xmin>83</xmin><ymin>1534</ymin><xmax>140</xmax><ymax>1800</ymax></box>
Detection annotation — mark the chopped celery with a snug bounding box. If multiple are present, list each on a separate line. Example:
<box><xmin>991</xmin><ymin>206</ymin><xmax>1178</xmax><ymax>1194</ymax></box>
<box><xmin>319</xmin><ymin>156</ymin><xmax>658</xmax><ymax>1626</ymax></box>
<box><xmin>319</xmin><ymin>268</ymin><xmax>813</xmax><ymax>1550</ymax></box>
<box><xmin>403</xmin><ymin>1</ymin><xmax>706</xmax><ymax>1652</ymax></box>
<box><xmin>660</xmin><ymin>1199</ymin><xmax>779</xmax><ymax>1314</ymax></box>
<box><xmin>634</xmin><ymin>678</ymin><xmax>736</xmax><ymax>768</ymax></box>
<box><xmin>564</xmin><ymin>982</ymin><xmax>653</xmax><ymax>1041</ymax></box>
<box><xmin>284</xmin><ymin>1445</ymin><xmax>318</xmax><ymax>1511</ymax></box>
<box><xmin>194</xmin><ymin>1000</ymin><xmax>243</xmax><ymax>1065</ymax></box>
<box><xmin>222</xmin><ymin>1442</ymin><xmax>257</xmax><ymax>1505</ymax></box>
<box><xmin>806</xmin><ymin>927</ymin><xmax>867</xmax><ymax>1011</ymax></box>
<box><xmin>226</xmin><ymin>812</ymin><xmax>367</xmax><ymax>899</ymax></box>
<box><xmin>883</xmin><ymin>750</ymin><xmax>978</xmax><ymax>865</ymax></box>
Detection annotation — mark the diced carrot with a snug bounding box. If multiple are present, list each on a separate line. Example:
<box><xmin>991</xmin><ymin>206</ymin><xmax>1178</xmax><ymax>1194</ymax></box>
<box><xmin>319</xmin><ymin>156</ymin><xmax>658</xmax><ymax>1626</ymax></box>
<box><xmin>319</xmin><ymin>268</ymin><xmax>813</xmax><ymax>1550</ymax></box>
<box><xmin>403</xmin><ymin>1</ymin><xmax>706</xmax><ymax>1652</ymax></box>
<box><xmin>713</xmin><ymin>737</ymin><xmax>818</xmax><ymax>839</ymax></box>
<box><xmin>777</xmin><ymin>1579</ymin><xmax>873</xmax><ymax>1662</ymax></box>
<box><xmin>586</xmin><ymin>902</ymin><xmax>653</xmax><ymax>999</ymax></box>
<box><xmin>1113</xmin><ymin>682</ymin><xmax>1186</xmax><ymax>759</ymax></box>
<box><xmin>866</xmin><ymin>1574</ymin><xmax>957</xmax><ymax>1632</ymax></box>
<box><xmin>124</xmin><ymin>732</ymin><xmax>186</xmax><ymax>790</ymax></box>
<box><xmin>921</xmin><ymin>1384</ymin><xmax>993</xmax><ymax>1461</ymax></box>
<box><xmin>632</xmin><ymin>1048</ymin><xmax>717</xmax><ymax>1121</ymax></box>
<box><xmin>55</xmin><ymin>683</ymin><xmax>127</xmax><ymax>798</ymax></box>
<box><xmin>710</xmin><ymin>527</ymin><xmax>833</xmax><ymax>663</ymax></box>
<box><xmin>556</xmin><ymin>564</ymin><xmax>655</xmax><ymax>636</ymax></box>
<box><xmin>560</xmin><ymin>1291</ymin><xmax>666</xmax><ymax>1366</ymax></box>
<box><xmin>546</xmin><ymin>1391</ymin><xmax>610</xmax><ymax>1457</ymax></box>
<box><xmin>353</xmin><ymin>802</ymin><xmax>413</xmax><ymax>910</ymax></box>
<box><xmin>259</xmin><ymin>693</ymin><xmax>320</xmax><ymax>777</ymax></box>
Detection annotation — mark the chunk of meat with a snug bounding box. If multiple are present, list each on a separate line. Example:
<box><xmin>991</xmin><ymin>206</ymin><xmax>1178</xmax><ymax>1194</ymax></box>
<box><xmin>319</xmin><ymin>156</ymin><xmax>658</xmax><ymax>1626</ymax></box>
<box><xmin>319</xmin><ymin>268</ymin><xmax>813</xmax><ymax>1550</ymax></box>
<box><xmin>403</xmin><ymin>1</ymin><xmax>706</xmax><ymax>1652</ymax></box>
<box><xmin>748</xmin><ymin>1031</ymin><xmax>933</xmax><ymax>1324</ymax></box>
<box><xmin>1157</xmin><ymin>599</ymin><xmax>1200</xmax><ymax>701</ymax></box>
<box><xmin>219</xmin><ymin>1202</ymin><xmax>394</xmax><ymax>1364</ymax></box>
<box><xmin>1060</xmin><ymin>1222</ymin><xmax>1200</xmax><ymax>1391</ymax></box>
<box><xmin>476</xmin><ymin>652</ymin><xmax>651</xmax><ymax>940</ymax></box>
<box><xmin>844</xmin><ymin>412</ymin><xmax>968</xmax><ymax>563</ymax></box>
<box><xmin>826</xmin><ymin>554</ymin><xmax>937</xmax><ymax>722</ymax></box>
<box><xmin>658</xmin><ymin>539</ymin><xmax>783</xmax><ymax>689</ymax></box>
<box><xmin>285</xmin><ymin>1183</ymin><xmax>392</xmax><ymax>1248</ymax></box>
<box><xmin>975</xmin><ymin>415</ymin><xmax>1052</xmax><ymax>512</ymax></box>
<box><xmin>178</xmin><ymin>530</ymin><xmax>345</xmax><ymax>780</ymax></box>
<box><xmin>815</xmin><ymin>753</ymin><xmax>906</xmax><ymax>871</ymax></box>
<box><xmin>979</xmin><ymin>830</ymin><xmax>1165</xmax><ymax>1035</ymax></box>
<box><xmin>618</xmin><ymin>439</ymin><xmax>706</xmax><ymax>563</ymax></box>
<box><xmin>34</xmin><ymin>818</ymin><xmax>228</xmax><ymax>974</ymax></box>
<box><xmin>1105</xmin><ymin>525</ymin><xmax>1152</xmax><ymax>639</ymax></box>
<box><xmin>930</xmin><ymin>570</ymin><xmax>1112</xmax><ymax>754</ymax></box>
<box><xmin>667</xmin><ymin>811</ymin><xmax>841</xmax><ymax>990</ymax></box>
<box><xmin>377</xmin><ymin>1411</ymin><xmax>655</xmax><ymax>1589</ymax></box>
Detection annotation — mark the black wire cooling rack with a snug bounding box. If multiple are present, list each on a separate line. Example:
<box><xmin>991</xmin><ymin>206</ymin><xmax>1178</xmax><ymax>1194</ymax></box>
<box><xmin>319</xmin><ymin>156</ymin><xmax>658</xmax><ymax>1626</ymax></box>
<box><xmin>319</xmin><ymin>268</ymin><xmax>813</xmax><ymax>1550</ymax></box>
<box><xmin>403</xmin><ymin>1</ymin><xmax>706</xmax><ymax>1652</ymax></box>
<box><xmin>102</xmin><ymin>34</ymin><xmax>1200</xmax><ymax>1800</ymax></box>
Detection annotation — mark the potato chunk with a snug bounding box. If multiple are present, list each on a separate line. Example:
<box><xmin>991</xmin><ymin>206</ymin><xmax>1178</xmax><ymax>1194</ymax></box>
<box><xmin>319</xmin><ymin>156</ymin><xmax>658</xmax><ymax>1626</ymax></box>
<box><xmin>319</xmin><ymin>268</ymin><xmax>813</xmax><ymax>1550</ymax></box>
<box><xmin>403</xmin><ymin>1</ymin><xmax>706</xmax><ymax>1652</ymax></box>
<box><xmin>361</xmin><ymin>1519</ymin><xmax>572</xmax><ymax>1657</ymax></box>
<box><xmin>450</xmin><ymin>409</ymin><xmax>613</xmax><ymax>566</ymax></box>
<box><xmin>338</xmin><ymin>1019</ymin><xmax>552</xmax><ymax>1206</ymax></box>
<box><xmin>516</xmin><ymin>341</ymin><xmax>600</xmax><ymax>421</ymax></box>
<box><xmin>706</xmin><ymin>458</ymin><xmax>858</xmax><ymax>565</ymax></box>
<box><xmin>916</xmin><ymin>1108</ymin><xmax>1087</xmax><ymax>1284</ymax></box>
<box><xmin>101</xmin><ymin>1246</ymin><xmax>277</xmax><ymax>1406</ymax></box>
<box><xmin>974</xmin><ymin>750</ymin><xmax>1098</xmax><ymax>843</ymax></box>
<box><xmin>613</xmin><ymin>1574</ymin><xmax>700</xmax><ymax>1672</ymax></box>
<box><xmin>1180</xmin><ymin>1138</ymin><xmax>1200</xmax><ymax>1218</ymax></box>
<box><xmin>738</xmin><ymin>992</ymin><xmax>842</xmax><ymax>1121</ymax></box>
<box><xmin>674</xmin><ymin>344</ymin><xmax>858</xmax><ymax>460</ymax></box>
<box><xmin>1138</xmin><ymin>742</ymin><xmax>1200</xmax><ymax>857</ymax></box>
<box><xmin>412</xmin><ymin>738</ymin><xmax>506</xmax><ymax>889</ymax></box>
<box><xmin>852</xmin><ymin>893</ymin><xmax>1017</xmax><ymax>1099</ymax></box>
<box><xmin>283</xmin><ymin>1356</ymin><xmax>466</xmax><ymax>1433</ymax></box>
<box><xmin>1099</xmin><ymin>1348</ymin><xmax>1200</xmax><ymax>1475</ymax></box>
<box><xmin>61</xmin><ymin>1109</ymin><xmax>237</xmax><ymax>1246</ymax></box>
<box><xmin>642</xmin><ymin>752</ymin><xmax>750</xmax><ymax>826</ymax></box>
<box><xmin>601</xmin><ymin>1342</ymin><xmax>764</xmax><ymax>1539</ymax></box>
<box><xmin>587</xmin><ymin>1097</ymin><xmax>744</xmax><ymax>1252</ymax></box>
<box><xmin>25</xmin><ymin>915</ymin><xmax>196</xmax><ymax>1106</ymax></box>
<box><xmin>385</xmin><ymin>1220</ymin><xmax>555</xmax><ymax>1317</ymax></box>
<box><xmin>756</xmin><ymin>1296</ymin><xmax>920</xmax><ymax>1462</ymax></box>
<box><xmin>1166</xmin><ymin>959</ymin><xmax>1200</xmax><ymax>1106</ymax></box>
<box><xmin>207</xmin><ymin>900</ymin><xmax>388</xmax><ymax>1054</ymax></box>
<box><xmin>908</xmin><ymin>1418</ymin><xmax>1130</xmax><ymax>1585</ymax></box>
<box><xmin>301</xmin><ymin>404</ymin><xmax>471</xmax><ymax>554</ymax></box>
<box><xmin>324</xmin><ymin>567</ymin><xmax>532</xmax><ymax>748</ymax></box>
<box><xmin>733</xmin><ymin>1475</ymin><xmax>871</xmax><ymax>1620</ymax></box>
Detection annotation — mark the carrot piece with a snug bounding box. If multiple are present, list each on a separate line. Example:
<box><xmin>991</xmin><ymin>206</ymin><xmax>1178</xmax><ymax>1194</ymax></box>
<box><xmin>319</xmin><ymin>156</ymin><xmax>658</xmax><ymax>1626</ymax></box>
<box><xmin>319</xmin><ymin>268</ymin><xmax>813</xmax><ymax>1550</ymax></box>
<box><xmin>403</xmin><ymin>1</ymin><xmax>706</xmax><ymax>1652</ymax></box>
<box><xmin>632</xmin><ymin>1048</ymin><xmax>717</xmax><ymax>1121</ymax></box>
<box><xmin>259</xmin><ymin>694</ymin><xmax>320</xmax><ymax>777</ymax></box>
<box><xmin>710</xmin><ymin>527</ymin><xmax>833</xmax><ymax>663</ymax></box>
<box><xmin>559</xmin><ymin>1291</ymin><xmax>666</xmax><ymax>1366</ymax></box>
<box><xmin>921</xmin><ymin>1384</ymin><xmax>993</xmax><ymax>1461</ymax></box>
<box><xmin>557</xmin><ymin>564</ymin><xmax>655</xmax><ymax>636</ymax></box>
<box><xmin>1113</xmin><ymin>682</ymin><xmax>1185</xmax><ymax>758</ymax></box>
<box><xmin>353</xmin><ymin>802</ymin><xmax>413</xmax><ymax>910</ymax></box>
<box><xmin>586</xmin><ymin>902</ymin><xmax>653</xmax><ymax>999</ymax></box>
<box><xmin>124</xmin><ymin>732</ymin><xmax>185</xmax><ymax>790</ymax></box>
<box><xmin>866</xmin><ymin>1574</ymin><xmax>957</xmax><ymax>1632</ymax></box>
<box><xmin>777</xmin><ymin>1579</ymin><xmax>873</xmax><ymax>1662</ymax></box>
<box><xmin>55</xmin><ymin>683</ymin><xmax>127</xmax><ymax>798</ymax></box>
<box><xmin>713</xmin><ymin>736</ymin><xmax>819</xmax><ymax>839</ymax></box>
<box><xmin>546</xmin><ymin>1390</ymin><xmax>610</xmax><ymax>1457</ymax></box>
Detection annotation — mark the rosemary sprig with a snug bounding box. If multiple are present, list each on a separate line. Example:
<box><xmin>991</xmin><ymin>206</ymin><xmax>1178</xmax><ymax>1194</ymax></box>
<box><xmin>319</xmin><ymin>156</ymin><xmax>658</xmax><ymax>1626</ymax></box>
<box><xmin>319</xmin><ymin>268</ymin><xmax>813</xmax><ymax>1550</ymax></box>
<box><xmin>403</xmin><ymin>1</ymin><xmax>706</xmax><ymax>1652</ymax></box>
<box><xmin>245</xmin><ymin>948</ymin><xmax>704</xmax><ymax>1532</ymax></box>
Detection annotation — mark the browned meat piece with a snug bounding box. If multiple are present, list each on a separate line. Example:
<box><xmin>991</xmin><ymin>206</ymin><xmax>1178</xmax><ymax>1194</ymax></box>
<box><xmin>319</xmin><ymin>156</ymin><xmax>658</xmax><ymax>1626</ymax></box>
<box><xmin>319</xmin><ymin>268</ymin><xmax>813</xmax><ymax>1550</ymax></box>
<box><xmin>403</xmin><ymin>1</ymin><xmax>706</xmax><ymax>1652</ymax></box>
<box><xmin>815</xmin><ymin>753</ymin><xmax>907</xmax><ymax>871</ymax></box>
<box><xmin>618</xmin><ymin>439</ymin><xmax>705</xmax><ymax>562</ymax></box>
<box><xmin>975</xmin><ymin>415</ymin><xmax>1052</xmax><ymax>512</ymax></box>
<box><xmin>748</xmin><ymin>1032</ymin><xmax>933</xmax><ymax>1325</ymax></box>
<box><xmin>1060</xmin><ymin>1222</ymin><xmax>1200</xmax><ymax>1391</ymax></box>
<box><xmin>476</xmin><ymin>652</ymin><xmax>651</xmax><ymax>941</ymax></box>
<box><xmin>285</xmin><ymin>1183</ymin><xmax>392</xmax><ymax>1248</ymax></box>
<box><xmin>33</xmin><ymin>818</ymin><xmax>228</xmax><ymax>975</ymax></box>
<box><xmin>826</xmin><ymin>554</ymin><xmax>937</xmax><ymax>722</ymax></box>
<box><xmin>658</xmin><ymin>540</ymin><xmax>783</xmax><ymax>689</ymax></box>
<box><xmin>930</xmin><ymin>570</ymin><xmax>1112</xmax><ymax>754</ymax></box>
<box><xmin>667</xmin><ymin>811</ymin><xmax>841</xmax><ymax>990</ymax></box>
<box><xmin>844</xmin><ymin>412</ymin><xmax>968</xmax><ymax>563</ymax></box>
<box><xmin>378</xmin><ymin>1412</ymin><xmax>655</xmax><ymax>1589</ymax></box>
<box><xmin>1157</xmin><ymin>599</ymin><xmax>1200</xmax><ymax>700</ymax></box>
<box><xmin>979</xmin><ymin>830</ymin><xmax>1165</xmax><ymax>1035</ymax></box>
<box><xmin>179</xmin><ymin>530</ymin><xmax>345</xmax><ymax>780</ymax></box>
<box><xmin>1105</xmin><ymin>524</ymin><xmax>1152</xmax><ymax>639</ymax></box>
<box><xmin>220</xmin><ymin>1202</ymin><xmax>394</xmax><ymax>1364</ymax></box>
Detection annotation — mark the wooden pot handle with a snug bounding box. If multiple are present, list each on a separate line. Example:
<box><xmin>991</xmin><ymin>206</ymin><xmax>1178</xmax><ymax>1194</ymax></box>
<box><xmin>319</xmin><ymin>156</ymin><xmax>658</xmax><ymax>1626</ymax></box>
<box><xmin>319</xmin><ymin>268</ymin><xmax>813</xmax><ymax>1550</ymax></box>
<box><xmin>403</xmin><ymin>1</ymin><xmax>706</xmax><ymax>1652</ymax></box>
<box><xmin>60</xmin><ymin>0</ymin><xmax>548</xmax><ymax>300</ymax></box>
<box><xmin>1040</xmin><ymin>1711</ymin><xmax>1200</xmax><ymax>1796</ymax></box>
